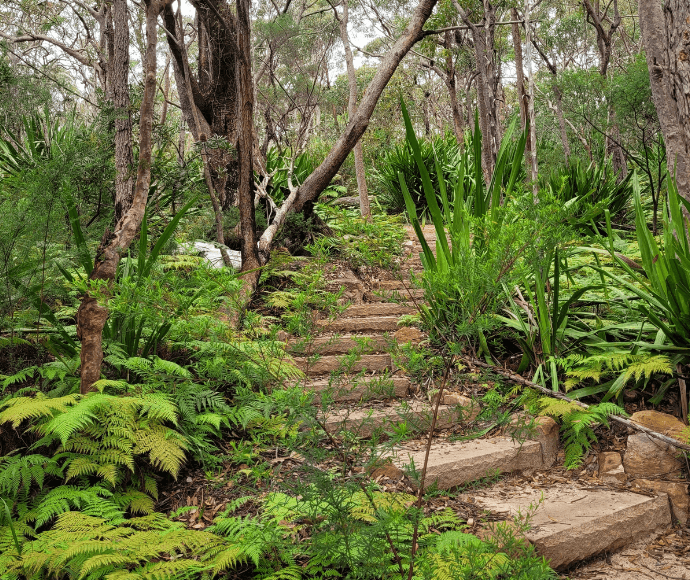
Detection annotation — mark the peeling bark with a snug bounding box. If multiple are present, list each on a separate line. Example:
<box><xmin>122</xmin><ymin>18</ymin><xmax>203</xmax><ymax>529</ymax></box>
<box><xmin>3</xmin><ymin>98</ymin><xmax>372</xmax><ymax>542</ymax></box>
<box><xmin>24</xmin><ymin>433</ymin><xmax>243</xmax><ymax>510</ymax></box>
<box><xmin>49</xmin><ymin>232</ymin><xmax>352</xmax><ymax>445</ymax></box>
<box><xmin>639</xmin><ymin>0</ymin><xmax>690</xmax><ymax>203</ymax></box>
<box><xmin>112</xmin><ymin>0</ymin><xmax>134</xmax><ymax>223</ymax></box>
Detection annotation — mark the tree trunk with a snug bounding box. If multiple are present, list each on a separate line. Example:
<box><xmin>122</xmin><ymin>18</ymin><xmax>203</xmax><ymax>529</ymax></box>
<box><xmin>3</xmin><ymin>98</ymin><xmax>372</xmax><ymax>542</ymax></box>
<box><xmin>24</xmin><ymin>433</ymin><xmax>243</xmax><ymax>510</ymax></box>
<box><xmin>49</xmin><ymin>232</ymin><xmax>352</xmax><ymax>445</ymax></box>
<box><xmin>524</xmin><ymin>0</ymin><xmax>538</xmax><ymax>198</ymax></box>
<box><xmin>77</xmin><ymin>0</ymin><xmax>168</xmax><ymax>394</ymax></box>
<box><xmin>236</xmin><ymin>0</ymin><xmax>261</xmax><ymax>289</ymax></box>
<box><xmin>511</xmin><ymin>5</ymin><xmax>537</xmax><ymax>174</ymax></box>
<box><xmin>438</xmin><ymin>31</ymin><xmax>465</xmax><ymax>145</ymax></box>
<box><xmin>454</xmin><ymin>0</ymin><xmax>500</xmax><ymax>177</ymax></box>
<box><xmin>112</xmin><ymin>0</ymin><xmax>134</xmax><ymax>224</ymax></box>
<box><xmin>639</xmin><ymin>0</ymin><xmax>690</xmax><ymax>204</ymax></box>
<box><xmin>447</xmin><ymin>78</ymin><xmax>464</xmax><ymax>145</ymax></box>
<box><xmin>339</xmin><ymin>0</ymin><xmax>370</xmax><ymax>219</ymax></box>
<box><xmin>258</xmin><ymin>0</ymin><xmax>439</xmax><ymax>260</ymax></box>
<box><xmin>164</xmin><ymin>0</ymin><xmax>239</xmax><ymax>209</ymax></box>
<box><xmin>511</xmin><ymin>9</ymin><xmax>528</xmax><ymax>132</ymax></box>
<box><xmin>160</xmin><ymin>56</ymin><xmax>171</xmax><ymax>125</ymax></box>
<box><xmin>553</xmin><ymin>84</ymin><xmax>571</xmax><ymax>162</ymax></box>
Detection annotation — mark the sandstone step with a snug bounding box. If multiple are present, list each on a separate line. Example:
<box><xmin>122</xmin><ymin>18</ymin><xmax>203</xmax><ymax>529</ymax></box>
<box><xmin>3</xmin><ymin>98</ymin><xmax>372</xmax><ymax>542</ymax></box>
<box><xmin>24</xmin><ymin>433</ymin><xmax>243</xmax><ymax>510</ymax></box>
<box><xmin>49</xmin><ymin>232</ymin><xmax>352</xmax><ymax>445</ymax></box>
<box><xmin>289</xmin><ymin>334</ymin><xmax>391</xmax><ymax>356</ymax></box>
<box><xmin>371</xmin><ymin>280</ymin><xmax>413</xmax><ymax>290</ymax></box>
<box><xmin>316</xmin><ymin>316</ymin><xmax>402</xmax><ymax>333</ymax></box>
<box><xmin>387</xmin><ymin>437</ymin><xmax>547</xmax><ymax>491</ymax></box>
<box><xmin>344</xmin><ymin>303</ymin><xmax>416</xmax><ymax>318</ymax></box>
<box><xmin>306</xmin><ymin>375</ymin><xmax>411</xmax><ymax>402</ymax></box>
<box><xmin>294</xmin><ymin>353</ymin><xmax>391</xmax><ymax>376</ymax></box>
<box><xmin>366</xmin><ymin>288</ymin><xmax>425</xmax><ymax>303</ymax></box>
<box><xmin>474</xmin><ymin>484</ymin><xmax>672</xmax><ymax>570</ymax></box>
<box><xmin>323</xmin><ymin>401</ymin><xmax>457</xmax><ymax>437</ymax></box>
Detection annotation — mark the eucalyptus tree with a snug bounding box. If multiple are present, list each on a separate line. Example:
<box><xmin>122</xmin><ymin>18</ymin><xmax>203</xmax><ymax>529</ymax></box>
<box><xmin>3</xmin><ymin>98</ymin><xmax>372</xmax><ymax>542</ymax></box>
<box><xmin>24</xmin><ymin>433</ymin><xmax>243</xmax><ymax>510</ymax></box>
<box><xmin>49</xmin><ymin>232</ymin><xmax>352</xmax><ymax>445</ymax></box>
<box><xmin>639</xmin><ymin>0</ymin><xmax>690</xmax><ymax>205</ymax></box>
<box><xmin>256</xmin><ymin>0</ymin><xmax>440</xmax><ymax>262</ymax></box>
<box><xmin>0</xmin><ymin>0</ymin><xmax>139</xmax><ymax>222</ymax></box>
<box><xmin>77</xmin><ymin>0</ymin><xmax>172</xmax><ymax>393</ymax></box>
<box><xmin>331</xmin><ymin>0</ymin><xmax>371</xmax><ymax>218</ymax></box>
<box><xmin>252</xmin><ymin>0</ymin><xmax>338</xmax><ymax>162</ymax></box>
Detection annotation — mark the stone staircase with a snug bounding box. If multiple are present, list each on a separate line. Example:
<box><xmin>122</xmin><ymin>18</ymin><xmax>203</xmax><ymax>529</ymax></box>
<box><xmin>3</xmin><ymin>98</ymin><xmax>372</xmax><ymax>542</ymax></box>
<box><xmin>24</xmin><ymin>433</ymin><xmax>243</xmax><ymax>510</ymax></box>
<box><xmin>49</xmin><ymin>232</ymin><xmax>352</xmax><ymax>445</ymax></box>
<box><xmin>287</xmin><ymin>225</ymin><xmax>676</xmax><ymax>575</ymax></box>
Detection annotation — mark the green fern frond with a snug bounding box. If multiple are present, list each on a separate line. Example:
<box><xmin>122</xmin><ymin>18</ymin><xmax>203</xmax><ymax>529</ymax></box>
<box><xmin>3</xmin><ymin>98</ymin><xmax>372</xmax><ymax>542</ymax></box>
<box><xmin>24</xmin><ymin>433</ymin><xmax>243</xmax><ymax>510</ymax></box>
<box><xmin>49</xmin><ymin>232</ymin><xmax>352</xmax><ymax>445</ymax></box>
<box><xmin>134</xmin><ymin>425</ymin><xmax>187</xmax><ymax>478</ymax></box>
<box><xmin>537</xmin><ymin>398</ymin><xmax>580</xmax><ymax>418</ymax></box>
<box><xmin>0</xmin><ymin>394</ymin><xmax>79</xmax><ymax>427</ymax></box>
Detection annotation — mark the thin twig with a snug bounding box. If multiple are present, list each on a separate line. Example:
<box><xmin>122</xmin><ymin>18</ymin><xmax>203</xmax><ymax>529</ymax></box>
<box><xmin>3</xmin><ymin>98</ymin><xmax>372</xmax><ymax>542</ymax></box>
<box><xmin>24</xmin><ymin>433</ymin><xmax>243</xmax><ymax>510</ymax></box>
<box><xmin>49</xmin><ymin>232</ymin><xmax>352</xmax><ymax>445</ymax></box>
<box><xmin>406</xmin><ymin>357</ymin><xmax>453</xmax><ymax>580</ymax></box>
<box><xmin>312</xmin><ymin>417</ymin><xmax>407</xmax><ymax>577</ymax></box>
<box><xmin>466</xmin><ymin>358</ymin><xmax>690</xmax><ymax>452</ymax></box>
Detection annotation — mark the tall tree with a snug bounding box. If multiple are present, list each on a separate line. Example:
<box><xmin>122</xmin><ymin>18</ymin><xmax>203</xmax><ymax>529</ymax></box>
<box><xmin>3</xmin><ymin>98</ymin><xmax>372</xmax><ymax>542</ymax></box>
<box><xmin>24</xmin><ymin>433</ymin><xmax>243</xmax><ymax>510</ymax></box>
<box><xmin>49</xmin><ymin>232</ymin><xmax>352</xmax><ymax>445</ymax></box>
<box><xmin>582</xmin><ymin>0</ymin><xmax>627</xmax><ymax>179</ymax></box>
<box><xmin>164</xmin><ymin>0</ymin><xmax>239</xmax><ymax>210</ymax></box>
<box><xmin>333</xmin><ymin>0</ymin><xmax>371</xmax><ymax>219</ymax></box>
<box><xmin>112</xmin><ymin>0</ymin><xmax>135</xmax><ymax>223</ymax></box>
<box><xmin>236</xmin><ymin>0</ymin><xmax>262</xmax><ymax>292</ymax></box>
<box><xmin>639</xmin><ymin>0</ymin><xmax>690</xmax><ymax>204</ymax></box>
<box><xmin>453</xmin><ymin>0</ymin><xmax>501</xmax><ymax>177</ymax></box>
<box><xmin>77</xmin><ymin>0</ymin><xmax>171</xmax><ymax>393</ymax></box>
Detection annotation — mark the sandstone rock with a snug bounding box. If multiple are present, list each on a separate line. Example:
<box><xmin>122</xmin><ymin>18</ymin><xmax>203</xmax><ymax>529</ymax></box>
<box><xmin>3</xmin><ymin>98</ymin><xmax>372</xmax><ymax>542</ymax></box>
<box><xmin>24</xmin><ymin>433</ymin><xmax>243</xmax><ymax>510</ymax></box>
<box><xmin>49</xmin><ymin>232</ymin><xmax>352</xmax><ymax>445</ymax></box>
<box><xmin>366</xmin><ymin>288</ymin><xmax>425</xmax><ymax>303</ymax></box>
<box><xmin>393</xmin><ymin>326</ymin><xmax>425</xmax><ymax>345</ymax></box>
<box><xmin>501</xmin><ymin>415</ymin><xmax>560</xmax><ymax>469</ymax></box>
<box><xmin>307</xmin><ymin>376</ymin><xmax>410</xmax><ymax>403</ymax></box>
<box><xmin>474</xmin><ymin>485</ymin><xmax>672</xmax><ymax>570</ymax></box>
<box><xmin>323</xmin><ymin>402</ymin><xmax>456</xmax><ymax>437</ymax></box>
<box><xmin>345</xmin><ymin>303</ymin><xmax>415</xmax><ymax>318</ymax></box>
<box><xmin>429</xmin><ymin>393</ymin><xmax>480</xmax><ymax>421</ymax></box>
<box><xmin>391</xmin><ymin>437</ymin><xmax>545</xmax><ymax>491</ymax></box>
<box><xmin>289</xmin><ymin>334</ymin><xmax>390</xmax><ymax>356</ymax></box>
<box><xmin>441</xmin><ymin>393</ymin><xmax>472</xmax><ymax>406</ymax></box>
<box><xmin>629</xmin><ymin>410</ymin><xmax>689</xmax><ymax>442</ymax></box>
<box><xmin>402</xmin><ymin>240</ymin><xmax>415</xmax><ymax>257</ymax></box>
<box><xmin>601</xmin><ymin>465</ymin><xmax>627</xmax><ymax>484</ymax></box>
<box><xmin>370</xmin><ymin>460</ymin><xmax>404</xmax><ymax>480</ymax></box>
<box><xmin>623</xmin><ymin>432</ymin><xmax>684</xmax><ymax>478</ymax></box>
<box><xmin>532</xmin><ymin>416</ymin><xmax>560</xmax><ymax>468</ymax></box>
<box><xmin>631</xmin><ymin>479</ymin><xmax>690</xmax><ymax>525</ymax></box>
<box><xmin>317</xmin><ymin>316</ymin><xmax>401</xmax><ymax>333</ymax></box>
<box><xmin>598</xmin><ymin>451</ymin><xmax>626</xmax><ymax>483</ymax></box>
<box><xmin>326</xmin><ymin>270</ymin><xmax>364</xmax><ymax>303</ymax></box>
<box><xmin>294</xmin><ymin>353</ymin><xmax>391</xmax><ymax>376</ymax></box>
<box><xmin>598</xmin><ymin>451</ymin><xmax>623</xmax><ymax>475</ymax></box>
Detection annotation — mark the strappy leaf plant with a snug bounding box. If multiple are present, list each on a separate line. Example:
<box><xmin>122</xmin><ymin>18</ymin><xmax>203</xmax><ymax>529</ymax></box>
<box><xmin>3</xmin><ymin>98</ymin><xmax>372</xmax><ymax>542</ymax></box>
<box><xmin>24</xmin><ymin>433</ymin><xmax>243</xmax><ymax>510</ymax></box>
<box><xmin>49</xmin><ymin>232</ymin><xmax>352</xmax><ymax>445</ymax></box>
<box><xmin>586</xmin><ymin>172</ymin><xmax>690</xmax><ymax>407</ymax></box>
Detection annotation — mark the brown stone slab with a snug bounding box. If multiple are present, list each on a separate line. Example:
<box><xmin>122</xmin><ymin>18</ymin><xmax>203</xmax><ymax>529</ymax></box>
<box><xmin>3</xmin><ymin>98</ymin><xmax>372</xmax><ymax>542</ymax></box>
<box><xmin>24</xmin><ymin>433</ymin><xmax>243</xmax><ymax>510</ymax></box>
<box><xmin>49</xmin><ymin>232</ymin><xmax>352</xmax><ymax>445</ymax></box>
<box><xmin>288</xmin><ymin>334</ymin><xmax>391</xmax><ymax>356</ymax></box>
<box><xmin>475</xmin><ymin>485</ymin><xmax>672</xmax><ymax>570</ymax></box>
<box><xmin>390</xmin><ymin>438</ymin><xmax>544</xmax><ymax>491</ymax></box>
<box><xmin>316</xmin><ymin>316</ymin><xmax>401</xmax><ymax>333</ymax></box>
<box><xmin>344</xmin><ymin>303</ymin><xmax>416</xmax><ymax>318</ymax></box>
<box><xmin>305</xmin><ymin>376</ymin><xmax>411</xmax><ymax>402</ymax></box>
<box><xmin>294</xmin><ymin>353</ymin><xmax>391</xmax><ymax>376</ymax></box>
<box><xmin>323</xmin><ymin>402</ymin><xmax>457</xmax><ymax>437</ymax></box>
<box><xmin>366</xmin><ymin>288</ymin><xmax>425</xmax><ymax>303</ymax></box>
